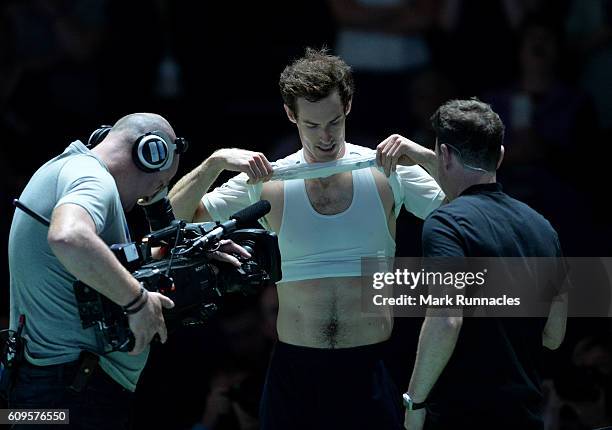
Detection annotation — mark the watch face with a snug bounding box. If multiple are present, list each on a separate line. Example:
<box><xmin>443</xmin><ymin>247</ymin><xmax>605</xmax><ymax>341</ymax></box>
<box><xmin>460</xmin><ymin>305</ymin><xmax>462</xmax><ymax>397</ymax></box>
<box><xmin>403</xmin><ymin>393</ymin><xmax>425</xmax><ymax>410</ymax></box>
<box><xmin>403</xmin><ymin>393</ymin><xmax>413</xmax><ymax>409</ymax></box>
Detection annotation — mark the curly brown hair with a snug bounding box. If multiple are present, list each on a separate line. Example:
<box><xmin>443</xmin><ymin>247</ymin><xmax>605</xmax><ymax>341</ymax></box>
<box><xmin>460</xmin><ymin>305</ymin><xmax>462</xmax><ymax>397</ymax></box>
<box><xmin>279</xmin><ymin>47</ymin><xmax>354</xmax><ymax>118</ymax></box>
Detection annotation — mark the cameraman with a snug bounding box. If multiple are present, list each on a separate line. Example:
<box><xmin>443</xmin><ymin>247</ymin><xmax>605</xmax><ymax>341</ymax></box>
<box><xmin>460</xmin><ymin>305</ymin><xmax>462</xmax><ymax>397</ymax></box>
<box><xmin>7</xmin><ymin>113</ymin><xmax>248</xmax><ymax>429</ymax></box>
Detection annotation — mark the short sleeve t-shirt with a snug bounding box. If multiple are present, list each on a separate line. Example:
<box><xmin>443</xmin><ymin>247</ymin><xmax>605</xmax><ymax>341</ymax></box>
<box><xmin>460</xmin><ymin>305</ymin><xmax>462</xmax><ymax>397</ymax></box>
<box><xmin>9</xmin><ymin>141</ymin><xmax>147</xmax><ymax>391</ymax></box>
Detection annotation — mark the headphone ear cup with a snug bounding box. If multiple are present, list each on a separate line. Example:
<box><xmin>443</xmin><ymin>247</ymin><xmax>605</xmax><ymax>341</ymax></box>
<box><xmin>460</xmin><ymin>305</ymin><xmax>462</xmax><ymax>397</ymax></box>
<box><xmin>132</xmin><ymin>133</ymin><xmax>171</xmax><ymax>173</ymax></box>
<box><xmin>132</xmin><ymin>138</ymin><xmax>150</xmax><ymax>172</ymax></box>
<box><xmin>87</xmin><ymin>126</ymin><xmax>112</xmax><ymax>148</ymax></box>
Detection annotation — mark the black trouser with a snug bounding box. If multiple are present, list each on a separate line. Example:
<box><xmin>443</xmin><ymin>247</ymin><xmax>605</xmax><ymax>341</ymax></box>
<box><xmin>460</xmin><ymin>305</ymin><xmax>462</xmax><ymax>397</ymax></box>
<box><xmin>8</xmin><ymin>358</ymin><xmax>133</xmax><ymax>430</ymax></box>
<box><xmin>259</xmin><ymin>341</ymin><xmax>403</xmax><ymax>430</ymax></box>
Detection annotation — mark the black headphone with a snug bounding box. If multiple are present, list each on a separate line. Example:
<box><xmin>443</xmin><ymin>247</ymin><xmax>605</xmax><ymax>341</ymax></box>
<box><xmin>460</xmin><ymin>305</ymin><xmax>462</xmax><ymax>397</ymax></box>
<box><xmin>87</xmin><ymin>125</ymin><xmax>188</xmax><ymax>173</ymax></box>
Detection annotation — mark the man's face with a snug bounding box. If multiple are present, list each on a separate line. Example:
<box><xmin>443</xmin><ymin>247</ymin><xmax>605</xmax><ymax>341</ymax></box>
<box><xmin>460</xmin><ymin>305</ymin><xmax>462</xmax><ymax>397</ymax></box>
<box><xmin>287</xmin><ymin>90</ymin><xmax>350</xmax><ymax>163</ymax></box>
<box><xmin>139</xmin><ymin>154</ymin><xmax>180</xmax><ymax>206</ymax></box>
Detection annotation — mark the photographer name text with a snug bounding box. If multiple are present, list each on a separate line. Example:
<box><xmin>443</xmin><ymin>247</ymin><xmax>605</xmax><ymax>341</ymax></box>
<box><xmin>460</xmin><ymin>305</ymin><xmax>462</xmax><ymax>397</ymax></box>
<box><xmin>372</xmin><ymin>294</ymin><xmax>521</xmax><ymax>306</ymax></box>
<box><xmin>370</xmin><ymin>269</ymin><xmax>521</xmax><ymax>307</ymax></box>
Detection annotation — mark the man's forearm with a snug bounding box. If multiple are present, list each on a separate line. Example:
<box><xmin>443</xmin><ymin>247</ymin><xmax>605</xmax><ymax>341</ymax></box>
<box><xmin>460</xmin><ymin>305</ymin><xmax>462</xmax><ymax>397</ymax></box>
<box><xmin>542</xmin><ymin>292</ymin><xmax>568</xmax><ymax>350</ymax></box>
<box><xmin>412</xmin><ymin>146</ymin><xmax>439</xmax><ymax>183</ymax></box>
<box><xmin>169</xmin><ymin>156</ymin><xmax>223</xmax><ymax>222</ymax></box>
<box><xmin>49</xmin><ymin>206</ymin><xmax>141</xmax><ymax>307</ymax></box>
<box><xmin>407</xmin><ymin>315</ymin><xmax>462</xmax><ymax>402</ymax></box>
<box><xmin>391</xmin><ymin>134</ymin><xmax>439</xmax><ymax>183</ymax></box>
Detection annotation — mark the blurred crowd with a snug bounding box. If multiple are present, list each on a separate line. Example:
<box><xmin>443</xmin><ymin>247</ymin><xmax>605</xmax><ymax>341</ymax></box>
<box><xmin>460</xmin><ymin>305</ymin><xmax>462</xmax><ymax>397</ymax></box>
<box><xmin>1</xmin><ymin>0</ymin><xmax>611</xmax><ymax>429</ymax></box>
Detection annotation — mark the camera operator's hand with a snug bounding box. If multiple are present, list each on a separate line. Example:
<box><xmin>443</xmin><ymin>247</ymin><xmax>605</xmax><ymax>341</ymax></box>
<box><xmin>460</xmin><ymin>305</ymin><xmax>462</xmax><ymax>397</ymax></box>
<box><xmin>207</xmin><ymin>239</ymin><xmax>252</xmax><ymax>268</ymax></box>
<box><xmin>127</xmin><ymin>291</ymin><xmax>175</xmax><ymax>355</ymax></box>
<box><xmin>210</xmin><ymin>148</ymin><xmax>274</xmax><ymax>184</ymax></box>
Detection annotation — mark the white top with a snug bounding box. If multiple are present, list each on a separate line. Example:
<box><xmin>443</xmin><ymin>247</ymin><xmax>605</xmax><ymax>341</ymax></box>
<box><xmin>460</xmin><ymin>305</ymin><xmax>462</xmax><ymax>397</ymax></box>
<box><xmin>276</xmin><ymin>148</ymin><xmax>396</xmax><ymax>281</ymax></box>
<box><xmin>202</xmin><ymin>143</ymin><xmax>444</xmax><ymax>281</ymax></box>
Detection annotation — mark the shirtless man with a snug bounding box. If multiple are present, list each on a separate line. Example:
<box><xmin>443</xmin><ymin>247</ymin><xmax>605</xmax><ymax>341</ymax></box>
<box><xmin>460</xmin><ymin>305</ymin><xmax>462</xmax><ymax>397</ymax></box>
<box><xmin>169</xmin><ymin>48</ymin><xmax>444</xmax><ymax>430</ymax></box>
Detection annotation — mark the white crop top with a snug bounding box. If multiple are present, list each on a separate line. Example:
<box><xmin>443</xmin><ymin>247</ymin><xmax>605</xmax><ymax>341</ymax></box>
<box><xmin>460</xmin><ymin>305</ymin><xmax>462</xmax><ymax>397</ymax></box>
<box><xmin>202</xmin><ymin>143</ymin><xmax>445</xmax><ymax>282</ymax></box>
<box><xmin>277</xmin><ymin>149</ymin><xmax>396</xmax><ymax>282</ymax></box>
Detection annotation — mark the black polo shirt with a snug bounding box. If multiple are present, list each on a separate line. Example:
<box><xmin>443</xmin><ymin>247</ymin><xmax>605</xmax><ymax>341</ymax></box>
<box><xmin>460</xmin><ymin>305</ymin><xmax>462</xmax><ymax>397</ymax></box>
<box><xmin>421</xmin><ymin>183</ymin><xmax>563</xmax><ymax>430</ymax></box>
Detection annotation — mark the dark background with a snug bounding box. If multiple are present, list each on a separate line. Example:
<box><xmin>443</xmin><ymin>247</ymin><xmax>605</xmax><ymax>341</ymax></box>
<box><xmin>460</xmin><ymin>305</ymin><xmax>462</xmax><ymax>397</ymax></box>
<box><xmin>2</xmin><ymin>1</ymin><xmax>611</xmax><ymax>428</ymax></box>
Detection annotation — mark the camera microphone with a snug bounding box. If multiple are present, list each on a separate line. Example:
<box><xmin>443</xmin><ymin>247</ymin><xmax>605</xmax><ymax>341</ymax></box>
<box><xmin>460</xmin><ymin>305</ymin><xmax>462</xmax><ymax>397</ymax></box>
<box><xmin>192</xmin><ymin>200</ymin><xmax>271</xmax><ymax>250</ymax></box>
<box><xmin>232</xmin><ymin>199</ymin><xmax>272</xmax><ymax>225</ymax></box>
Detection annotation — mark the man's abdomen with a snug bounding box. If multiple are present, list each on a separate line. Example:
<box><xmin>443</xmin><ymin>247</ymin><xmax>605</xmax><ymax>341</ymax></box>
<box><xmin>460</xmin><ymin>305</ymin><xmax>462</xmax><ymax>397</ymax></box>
<box><xmin>276</xmin><ymin>277</ymin><xmax>393</xmax><ymax>348</ymax></box>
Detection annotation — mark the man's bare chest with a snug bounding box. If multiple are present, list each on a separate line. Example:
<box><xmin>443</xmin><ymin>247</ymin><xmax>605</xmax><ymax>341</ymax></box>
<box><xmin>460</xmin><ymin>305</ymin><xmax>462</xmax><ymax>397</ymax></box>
<box><xmin>304</xmin><ymin>173</ymin><xmax>353</xmax><ymax>215</ymax></box>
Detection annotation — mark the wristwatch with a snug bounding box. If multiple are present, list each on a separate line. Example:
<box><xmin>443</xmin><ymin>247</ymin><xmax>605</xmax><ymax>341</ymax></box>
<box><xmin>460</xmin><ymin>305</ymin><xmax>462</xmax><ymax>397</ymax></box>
<box><xmin>402</xmin><ymin>393</ymin><xmax>426</xmax><ymax>410</ymax></box>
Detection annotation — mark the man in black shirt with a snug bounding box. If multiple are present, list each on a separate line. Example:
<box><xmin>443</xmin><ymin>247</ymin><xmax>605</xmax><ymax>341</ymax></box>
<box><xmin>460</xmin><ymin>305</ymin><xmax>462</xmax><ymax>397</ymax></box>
<box><xmin>378</xmin><ymin>99</ymin><xmax>568</xmax><ymax>429</ymax></box>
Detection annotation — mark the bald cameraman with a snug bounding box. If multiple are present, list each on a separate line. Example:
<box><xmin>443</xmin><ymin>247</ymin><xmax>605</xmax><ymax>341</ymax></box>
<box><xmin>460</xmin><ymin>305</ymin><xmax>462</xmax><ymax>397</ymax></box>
<box><xmin>7</xmin><ymin>113</ymin><xmax>248</xmax><ymax>429</ymax></box>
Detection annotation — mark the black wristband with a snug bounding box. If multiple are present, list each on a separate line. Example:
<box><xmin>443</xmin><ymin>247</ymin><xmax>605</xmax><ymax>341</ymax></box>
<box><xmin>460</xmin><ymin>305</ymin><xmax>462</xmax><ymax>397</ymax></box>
<box><xmin>124</xmin><ymin>289</ymin><xmax>149</xmax><ymax>315</ymax></box>
<box><xmin>122</xmin><ymin>285</ymin><xmax>145</xmax><ymax>310</ymax></box>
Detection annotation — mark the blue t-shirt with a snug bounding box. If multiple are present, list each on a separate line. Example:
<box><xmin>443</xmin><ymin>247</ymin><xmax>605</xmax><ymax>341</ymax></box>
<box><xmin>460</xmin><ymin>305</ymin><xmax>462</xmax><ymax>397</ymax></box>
<box><xmin>9</xmin><ymin>141</ymin><xmax>148</xmax><ymax>391</ymax></box>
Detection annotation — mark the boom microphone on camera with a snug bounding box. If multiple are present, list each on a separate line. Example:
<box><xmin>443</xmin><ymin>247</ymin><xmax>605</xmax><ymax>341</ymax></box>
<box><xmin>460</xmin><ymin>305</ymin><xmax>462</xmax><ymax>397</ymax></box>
<box><xmin>190</xmin><ymin>200</ymin><xmax>271</xmax><ymax>250</ymax></box>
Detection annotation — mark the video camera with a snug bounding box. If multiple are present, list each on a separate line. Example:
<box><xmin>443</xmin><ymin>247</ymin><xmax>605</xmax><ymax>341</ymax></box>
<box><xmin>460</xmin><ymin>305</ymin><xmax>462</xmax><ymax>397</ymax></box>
<box><xmin>73</xmin><ymin>198</ymin><xmax>281</xmax><ymax>353</ymax></box>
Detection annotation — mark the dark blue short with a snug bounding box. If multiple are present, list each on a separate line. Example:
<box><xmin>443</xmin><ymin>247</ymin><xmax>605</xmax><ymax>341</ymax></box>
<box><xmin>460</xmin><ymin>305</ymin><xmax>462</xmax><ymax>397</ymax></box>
<box><xmin>259</xmin><ymin>341</ymin><xmax>403</xmax><ymax>430</ymax></box>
